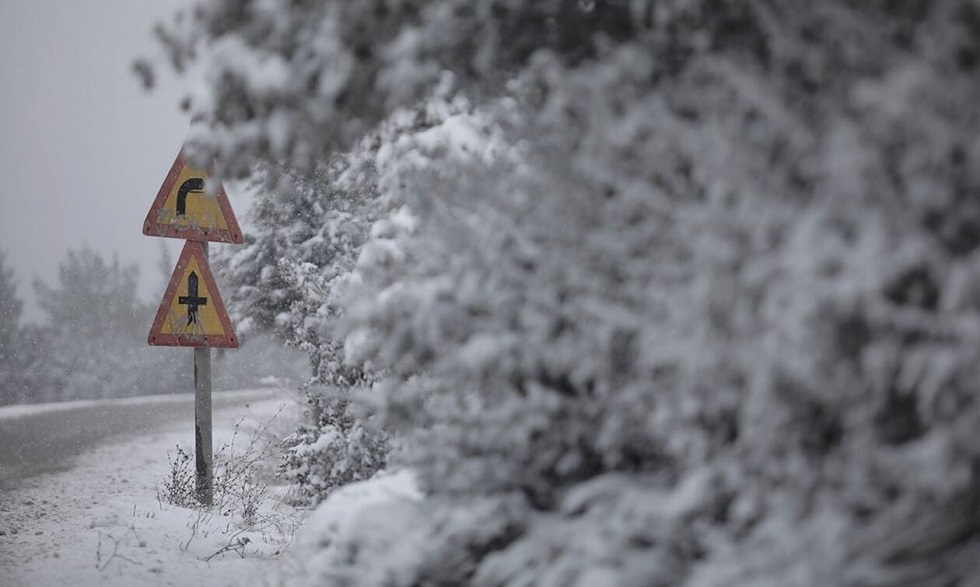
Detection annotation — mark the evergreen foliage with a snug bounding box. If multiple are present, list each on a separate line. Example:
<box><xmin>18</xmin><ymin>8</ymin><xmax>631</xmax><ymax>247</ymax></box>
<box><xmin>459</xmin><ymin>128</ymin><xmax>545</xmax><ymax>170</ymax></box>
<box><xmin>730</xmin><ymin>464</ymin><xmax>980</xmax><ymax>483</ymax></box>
<box><xmin>218</xmin><ymin>150</ymin><xmax>390</xmax><ymax>503</ymax></box>
<box><xmin>150</xmin><ymin>1</ymin><xmax>980</xmax><ymax>584</ymax></box>
<box><xmin>30</xmin><ymin>246</ymin><xmax>175</xmax><ymax>401</ymax></box>
<box><xmin>0</xmin><ymin>249</ymin><xmax>25</xmax><ymax>404</ymax></box>
<box><xmin>0</xmin><ymin>249</ymin><xmax>21</xmax><ymax>354</ymax></box>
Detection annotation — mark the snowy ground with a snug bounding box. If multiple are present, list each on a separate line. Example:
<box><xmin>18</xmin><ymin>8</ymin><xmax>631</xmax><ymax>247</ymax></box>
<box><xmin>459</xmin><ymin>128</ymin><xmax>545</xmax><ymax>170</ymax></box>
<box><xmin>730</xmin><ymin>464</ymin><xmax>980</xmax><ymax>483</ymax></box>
<box><xmin>0</xmin><ymin>390</ymin><xmax>307</xmax><ymax>587</ymax></box>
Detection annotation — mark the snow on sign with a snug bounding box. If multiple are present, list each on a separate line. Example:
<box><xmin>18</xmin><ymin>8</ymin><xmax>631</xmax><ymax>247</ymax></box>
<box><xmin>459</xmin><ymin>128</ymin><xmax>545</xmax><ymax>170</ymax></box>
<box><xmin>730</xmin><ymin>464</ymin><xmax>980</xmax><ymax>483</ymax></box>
<box><xmin>148</xmin><ymin>240</ymin><xmax>239</xmax><ymax>348</ymax></box>
<box><xmin>142</xmin><ymin>146</ymin><xmax>243</xmax><ymax>243</ymax></box>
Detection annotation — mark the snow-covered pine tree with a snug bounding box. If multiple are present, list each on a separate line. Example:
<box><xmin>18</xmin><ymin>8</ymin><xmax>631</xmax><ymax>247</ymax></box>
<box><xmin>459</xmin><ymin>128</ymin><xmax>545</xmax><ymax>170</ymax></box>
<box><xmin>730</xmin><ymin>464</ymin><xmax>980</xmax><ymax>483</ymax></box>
<box><xmin>32</xmin><ymin>247</ymin><xmax>180</xmax><ymax>401</ymax></box>
<box><xmin>218</xmin><ymin>148</ymin><xmax>391</xmax><ymax>502</ymax></box>
<box><xmin>0</xmin><ymin>249</ymin><xmax>25</xmax><ymax>405</ymax></box>
<box><xmin>217</xmin><ymin>173</ymin><xmax>302</xmax><ymax>339</ymax></box>
<box><xmin>149</xmin><ymin>1</ymin><xmax>980</xmax><ymax>584</ymax></box>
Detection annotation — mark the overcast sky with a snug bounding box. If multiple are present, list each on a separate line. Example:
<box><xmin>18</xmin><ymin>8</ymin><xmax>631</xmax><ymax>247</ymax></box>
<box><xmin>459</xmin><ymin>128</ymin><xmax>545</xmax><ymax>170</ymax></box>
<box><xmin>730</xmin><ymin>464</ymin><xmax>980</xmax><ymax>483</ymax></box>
<box><xmin>0</xmin><ymin>0</ymin><xmax>244</xmax><ymax>323</ymax></box>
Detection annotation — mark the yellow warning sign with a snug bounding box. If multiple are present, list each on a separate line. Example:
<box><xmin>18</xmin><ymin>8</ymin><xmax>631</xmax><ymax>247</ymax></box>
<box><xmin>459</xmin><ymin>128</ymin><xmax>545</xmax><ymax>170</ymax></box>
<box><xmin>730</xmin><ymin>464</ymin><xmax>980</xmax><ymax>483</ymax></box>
<box><xmin>142</xmin><ymin>147</ymin><xmax>243</xmax><ymax>244</ymax></box>
<box><xmin>148</xmin><ymin>241</ymin><xmax>238</xmax><ymax>347</ymax></box>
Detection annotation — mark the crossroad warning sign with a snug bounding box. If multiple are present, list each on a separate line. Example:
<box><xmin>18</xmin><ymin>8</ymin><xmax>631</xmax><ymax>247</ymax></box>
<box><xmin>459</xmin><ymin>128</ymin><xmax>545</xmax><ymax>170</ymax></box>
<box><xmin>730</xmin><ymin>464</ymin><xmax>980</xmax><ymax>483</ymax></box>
<box><xmin>142</xmin><ymin>147</ymin><xmax>243</xmax><ymax>244</ymax></box>
<box><xmin>148</xmin><ymin>241</ymin><xmax>238</xmax><ymax>348</ymax></box>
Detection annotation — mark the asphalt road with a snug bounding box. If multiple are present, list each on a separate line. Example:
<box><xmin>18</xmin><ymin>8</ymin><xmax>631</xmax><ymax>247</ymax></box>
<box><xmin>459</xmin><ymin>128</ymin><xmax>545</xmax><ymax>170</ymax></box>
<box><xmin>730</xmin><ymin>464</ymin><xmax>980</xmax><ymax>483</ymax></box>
<box><xmin>0</xmin><ymin>389</ymin><xmax>280</xmax><ymax>491</ymax></box>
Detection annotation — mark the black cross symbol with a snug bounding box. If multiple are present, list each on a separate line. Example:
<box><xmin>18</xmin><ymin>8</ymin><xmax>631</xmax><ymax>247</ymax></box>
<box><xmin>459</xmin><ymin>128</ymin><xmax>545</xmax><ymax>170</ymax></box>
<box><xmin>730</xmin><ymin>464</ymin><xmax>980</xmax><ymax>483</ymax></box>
<box><xmin>178</xmin><ymin>271</ymin><xmax>208</xmax><ymax>326</ymax></box>
<box><xmin>176</xmin><ymin>178</ymin><xmax>205</xmax><ymax>216</ymax></box>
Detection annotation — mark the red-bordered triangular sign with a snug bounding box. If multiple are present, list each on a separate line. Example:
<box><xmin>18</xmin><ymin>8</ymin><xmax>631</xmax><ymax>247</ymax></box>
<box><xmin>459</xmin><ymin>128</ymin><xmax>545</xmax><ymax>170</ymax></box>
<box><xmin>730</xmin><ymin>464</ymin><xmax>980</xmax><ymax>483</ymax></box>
<box><xmin>142</xmin><ymin>146</ymin><xmax>243</xmax><ymax>244</ymax></box>
<box><xmin>148</xmin><ymin>241</ymin><xmax>239</xmax><ymax>348</ymax></box>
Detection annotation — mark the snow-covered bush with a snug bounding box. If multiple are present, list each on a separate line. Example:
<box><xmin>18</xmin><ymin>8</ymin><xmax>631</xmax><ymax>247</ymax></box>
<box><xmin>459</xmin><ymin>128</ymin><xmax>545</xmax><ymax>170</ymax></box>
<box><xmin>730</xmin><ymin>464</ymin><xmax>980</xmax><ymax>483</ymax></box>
<box><xmin>160</xmin><ymin>410</ymin><xmax>286</xmax><ymax>526</ymax></box>
<box><xmin>218</xmin><ymin>149</ymin><xmax>391</xmax><ymax>503</ymax></box>
<box><xmin>279</xmin><ymin>388</ymin><xmax>388</xmax><ymax>504</ymax></box>
<box><xmin>151</xmin><ymin>1</ymin><xmax>980</xmax><ymax>584</ymax></box>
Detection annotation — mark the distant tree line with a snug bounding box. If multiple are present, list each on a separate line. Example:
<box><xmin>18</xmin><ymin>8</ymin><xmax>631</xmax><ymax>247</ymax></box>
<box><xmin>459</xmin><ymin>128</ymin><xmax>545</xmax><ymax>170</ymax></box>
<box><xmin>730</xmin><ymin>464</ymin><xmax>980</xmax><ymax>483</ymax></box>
<box><xmin>0</xmin><ymin>245</ymin><xmax>303</xmax><ymax>406</ymax></box>
<box><xmin>0</xmin><ymin>246</ymin><xmax>180</xmax><ymax>404</ymax></box>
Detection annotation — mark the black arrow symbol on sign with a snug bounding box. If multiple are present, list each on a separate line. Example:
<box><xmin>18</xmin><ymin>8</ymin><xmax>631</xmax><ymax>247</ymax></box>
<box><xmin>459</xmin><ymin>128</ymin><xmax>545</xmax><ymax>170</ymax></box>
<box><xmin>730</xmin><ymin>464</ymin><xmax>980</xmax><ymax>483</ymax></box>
<box><xmin>178</xmin><ymin>271</ymin><xmax>208</xmax><ymax>326</ymax></box>
<box><xmin>176</xmin><ymin>178</ymin><xmax>205</xmax><ymax>216</ymax></box>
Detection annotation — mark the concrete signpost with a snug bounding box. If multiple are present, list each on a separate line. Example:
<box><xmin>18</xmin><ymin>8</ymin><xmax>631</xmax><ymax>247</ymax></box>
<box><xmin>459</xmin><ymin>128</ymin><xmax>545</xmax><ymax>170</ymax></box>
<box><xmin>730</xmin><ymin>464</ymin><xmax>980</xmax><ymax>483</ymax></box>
<box><xmin>143</xmin><ymin>145</ymin><xmax>242</xmax><ymax>505</ymax></box>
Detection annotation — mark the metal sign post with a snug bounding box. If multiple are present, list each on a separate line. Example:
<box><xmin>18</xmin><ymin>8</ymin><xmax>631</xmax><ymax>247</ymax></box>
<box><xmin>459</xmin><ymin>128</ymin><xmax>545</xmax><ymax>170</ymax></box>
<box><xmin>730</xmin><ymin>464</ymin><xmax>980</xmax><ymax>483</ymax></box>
<box><xmin>194</xmin><ymin>244</ymin><xmax>213</xmax><ymax>505</ymax></box>
<box><xmin>194</xmin><ymin>345</ymin><xmax>213</xmax><ymax>504</ymax></box>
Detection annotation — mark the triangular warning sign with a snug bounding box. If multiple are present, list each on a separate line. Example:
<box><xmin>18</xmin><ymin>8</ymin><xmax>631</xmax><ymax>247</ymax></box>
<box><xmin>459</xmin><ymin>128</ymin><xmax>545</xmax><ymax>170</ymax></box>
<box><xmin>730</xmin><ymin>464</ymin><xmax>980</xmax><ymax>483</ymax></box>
<box><xmin>143</xmin><ymin>146</ymin><xmax>243</xmax><ymax>244</ymax></box>
<box><xmin>148</xmin><ymin>241</ymin><xmax>239</xmax><ymax>348</ymax></box>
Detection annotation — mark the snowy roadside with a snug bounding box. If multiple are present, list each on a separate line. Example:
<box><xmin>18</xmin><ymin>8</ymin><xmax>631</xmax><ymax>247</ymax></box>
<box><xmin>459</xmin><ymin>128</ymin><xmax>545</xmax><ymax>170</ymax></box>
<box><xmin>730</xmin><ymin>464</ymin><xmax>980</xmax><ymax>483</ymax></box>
<box><xmin>0</xmin><ymin>390</ymin><xmax>306</xmax><ymax>587</ymax></box>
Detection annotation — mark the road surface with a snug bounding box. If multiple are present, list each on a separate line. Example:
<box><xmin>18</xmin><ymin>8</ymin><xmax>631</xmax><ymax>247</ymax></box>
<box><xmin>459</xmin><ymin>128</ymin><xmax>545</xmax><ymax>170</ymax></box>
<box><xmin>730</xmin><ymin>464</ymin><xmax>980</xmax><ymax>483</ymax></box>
<box><xmin>0</xmin><ymin>389</ymin><xmax>281</xmax><ymax>491</ymax></box>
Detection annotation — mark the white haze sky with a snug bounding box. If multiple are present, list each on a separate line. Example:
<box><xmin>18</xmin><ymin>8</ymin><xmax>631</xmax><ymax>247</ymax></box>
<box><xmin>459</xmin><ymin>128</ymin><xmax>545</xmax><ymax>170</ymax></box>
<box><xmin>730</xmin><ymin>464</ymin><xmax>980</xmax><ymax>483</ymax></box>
<box><xmin>0</xmin><ymin>0</ymin><xmax>244</xmax><ymax>323</ymax></box>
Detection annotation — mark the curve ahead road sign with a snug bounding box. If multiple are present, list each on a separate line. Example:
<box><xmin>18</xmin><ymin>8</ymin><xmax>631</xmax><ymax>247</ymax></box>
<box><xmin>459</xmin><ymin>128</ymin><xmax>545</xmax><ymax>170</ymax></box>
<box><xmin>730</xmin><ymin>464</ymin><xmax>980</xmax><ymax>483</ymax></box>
<box><xmin>142</xmin><ymin>147</ymin><xmax>243</xmax><ymax>244</ymax></box>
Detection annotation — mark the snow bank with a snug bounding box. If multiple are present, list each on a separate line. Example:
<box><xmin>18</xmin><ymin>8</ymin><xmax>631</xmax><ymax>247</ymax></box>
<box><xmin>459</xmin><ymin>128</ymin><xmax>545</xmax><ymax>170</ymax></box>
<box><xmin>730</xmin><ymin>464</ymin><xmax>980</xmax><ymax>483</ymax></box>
<box><xmin>0</xmin><ymin>394</ymin><xmax>303</xmax><ymax>587</ymax></box>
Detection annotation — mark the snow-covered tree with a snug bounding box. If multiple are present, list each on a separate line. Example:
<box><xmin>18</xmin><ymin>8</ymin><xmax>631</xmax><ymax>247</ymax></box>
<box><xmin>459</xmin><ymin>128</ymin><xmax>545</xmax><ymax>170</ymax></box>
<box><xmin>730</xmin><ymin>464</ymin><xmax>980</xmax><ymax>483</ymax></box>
<box><xmin>32</xmin><ymin>247</ymin><xmax>141</xmax><ymax>400</ymax></box>
<box><xmin>0</xmin><ymin>249</ymin><xmax>25</xmax><ymax>405</ymax></box>
<box><xmin>0</xmin><ymin>249</ymin><xmax>20</xmax><ymax>359</ymax></box>
<box><xmin>35</xmin><ymin>248</ymin><xmax>142</xmax><ymax>338</ymax></box>
<box><xmin>31</xmin><ymin>247</ymin><xmax>181</xmax><ymax>401</ymax></box>
<box><xmin>149</xmin><ymin>1</ymin><xmax>980</xmax><ymax>585</ymax></box>
<box><xmin>217</xmin><ymin>148</ymin><xmax>391</xmax><ymax>502</ymax></box>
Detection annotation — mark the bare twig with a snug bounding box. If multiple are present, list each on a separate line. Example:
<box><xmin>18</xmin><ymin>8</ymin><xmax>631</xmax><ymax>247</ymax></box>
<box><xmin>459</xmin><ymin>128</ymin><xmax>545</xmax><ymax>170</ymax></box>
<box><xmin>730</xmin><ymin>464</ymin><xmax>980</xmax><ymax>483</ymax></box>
<box><xmin>204</xmin><ymin>533</ymin><xmax>251</xmax><ymax>562</ymax></box>
<box><xmin>96</xmin><ymin>531</ymin><xmax>143</xmax><ymax>572</ymax></box>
